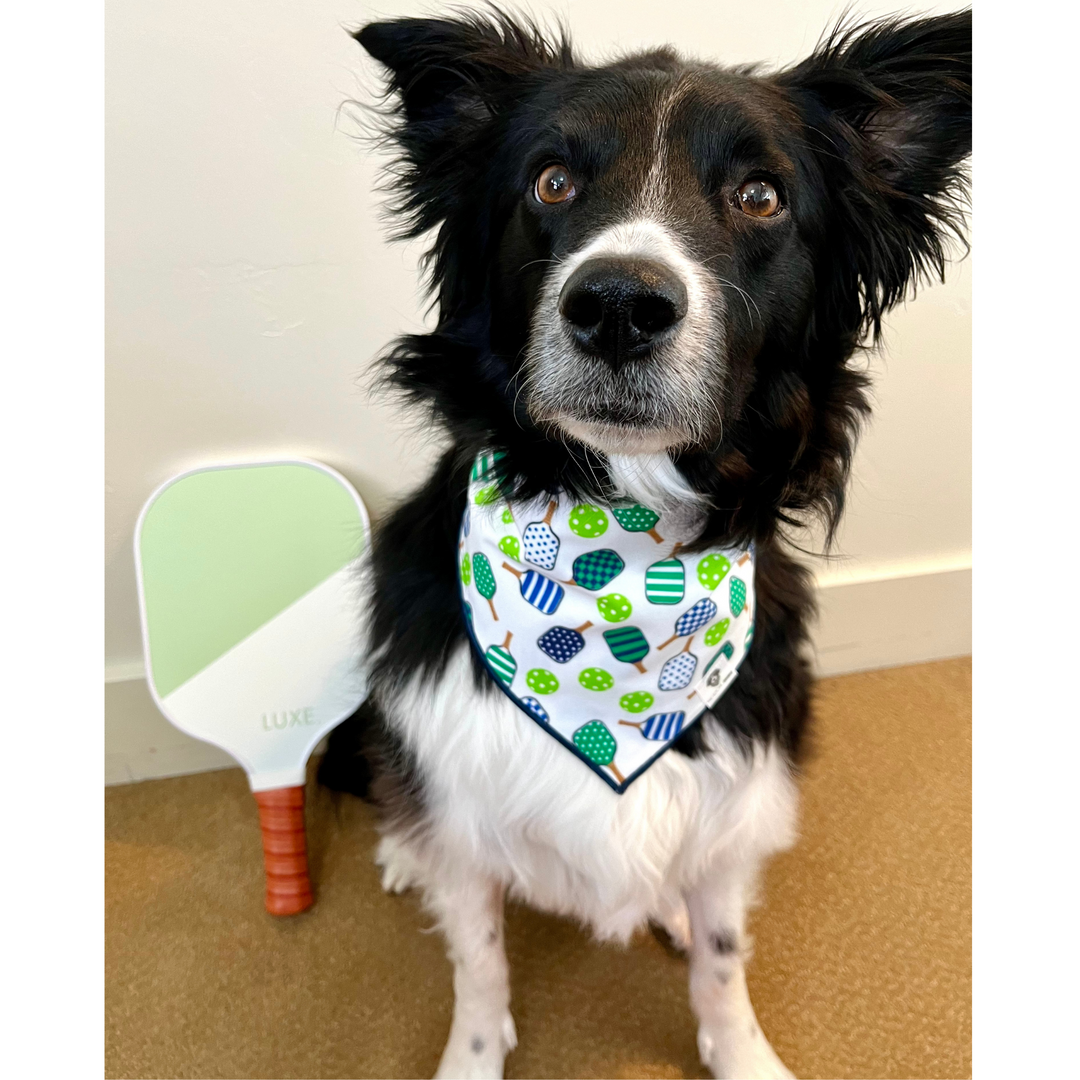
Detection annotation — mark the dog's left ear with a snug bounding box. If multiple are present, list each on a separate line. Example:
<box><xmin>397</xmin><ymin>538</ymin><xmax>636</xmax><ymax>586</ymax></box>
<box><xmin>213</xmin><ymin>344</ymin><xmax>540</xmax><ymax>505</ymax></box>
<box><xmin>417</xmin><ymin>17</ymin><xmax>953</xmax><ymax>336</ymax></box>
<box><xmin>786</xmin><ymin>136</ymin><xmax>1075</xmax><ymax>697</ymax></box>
<box><xmin>776</xmin><ymin>9</ymin><xmax>972</xmax><ymax>335</ymax></box>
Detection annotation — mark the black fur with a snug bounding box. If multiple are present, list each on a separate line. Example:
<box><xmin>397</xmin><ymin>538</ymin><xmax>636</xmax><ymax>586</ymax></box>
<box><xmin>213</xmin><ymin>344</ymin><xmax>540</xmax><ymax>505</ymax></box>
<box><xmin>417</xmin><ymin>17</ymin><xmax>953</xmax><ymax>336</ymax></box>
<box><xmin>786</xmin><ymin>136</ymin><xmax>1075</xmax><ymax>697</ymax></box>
<box><xmin>319</xmin><ymin>9</ymin><xmax>970</xmax><ymax>797</ymax></box>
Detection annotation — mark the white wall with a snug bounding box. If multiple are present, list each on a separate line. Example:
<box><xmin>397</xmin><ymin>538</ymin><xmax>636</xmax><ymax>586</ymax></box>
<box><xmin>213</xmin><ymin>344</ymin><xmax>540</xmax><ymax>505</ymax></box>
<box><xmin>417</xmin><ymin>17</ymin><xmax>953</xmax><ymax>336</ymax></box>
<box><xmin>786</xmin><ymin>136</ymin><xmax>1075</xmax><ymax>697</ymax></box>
<box><xmin>105</xmin><ymin>1</ymin><xmax>970</xmax><ymax>779</ymax></box>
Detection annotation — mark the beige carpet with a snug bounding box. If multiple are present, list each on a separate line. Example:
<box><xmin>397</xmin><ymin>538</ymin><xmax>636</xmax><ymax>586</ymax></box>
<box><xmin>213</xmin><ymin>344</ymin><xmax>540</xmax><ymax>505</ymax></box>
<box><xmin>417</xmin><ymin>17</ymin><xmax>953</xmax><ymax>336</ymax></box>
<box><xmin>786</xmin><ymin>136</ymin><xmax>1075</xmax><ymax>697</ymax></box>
<box><xmin>105</xmin><ymin>658</ymin><xmax>971</xmax><ymax>1079</ymax></box>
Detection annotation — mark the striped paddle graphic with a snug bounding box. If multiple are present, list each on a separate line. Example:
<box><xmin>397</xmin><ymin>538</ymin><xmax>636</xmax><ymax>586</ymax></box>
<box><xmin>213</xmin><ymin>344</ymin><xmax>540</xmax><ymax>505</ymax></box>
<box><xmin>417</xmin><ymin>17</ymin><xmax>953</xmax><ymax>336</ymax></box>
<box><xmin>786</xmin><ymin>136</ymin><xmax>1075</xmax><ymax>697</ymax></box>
<box><xmin>484</xmin><ymin>631</ymin><xmax>516</xmax><ymax>686</ymax></box>
<box><xmin>619</xmin><ymin>711</ymin><xmax>686</xmax><ymax>741</ymax></box>
<box><xmin>502</xmin><ymin>562</ymin><xmax>564</xmax><ymax>614</ymax></box>
<box><xmin>602</xmin><ymin>626</ymin><xmax>650</xmax><ymax>673</ymax></box>
<box><xmin>644</xmin><ymin>548</ymin><xmax>685</xmax><ymax>605</ymax></box>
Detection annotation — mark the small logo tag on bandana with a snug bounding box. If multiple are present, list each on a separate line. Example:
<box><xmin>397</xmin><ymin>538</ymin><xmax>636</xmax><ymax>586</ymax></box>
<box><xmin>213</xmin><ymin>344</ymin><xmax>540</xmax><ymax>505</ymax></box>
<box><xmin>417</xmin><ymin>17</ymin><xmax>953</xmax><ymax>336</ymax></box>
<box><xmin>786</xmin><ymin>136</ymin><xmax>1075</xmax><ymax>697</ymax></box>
<box><xmin>459</xmin><ymin>452</ymin><xmax>755</xmax><ymax>792</ymax></box>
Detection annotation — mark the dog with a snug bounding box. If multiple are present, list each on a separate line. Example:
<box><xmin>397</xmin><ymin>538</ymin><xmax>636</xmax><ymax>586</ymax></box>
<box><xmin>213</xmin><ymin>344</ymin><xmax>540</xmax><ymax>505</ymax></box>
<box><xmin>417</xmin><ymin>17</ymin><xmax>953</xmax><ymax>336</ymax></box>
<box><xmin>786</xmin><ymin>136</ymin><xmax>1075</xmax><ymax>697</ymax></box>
<box><xmin>318</xmin><ymin>8</ymin><xmax>971</xmax><ymax>1078</ymax></box>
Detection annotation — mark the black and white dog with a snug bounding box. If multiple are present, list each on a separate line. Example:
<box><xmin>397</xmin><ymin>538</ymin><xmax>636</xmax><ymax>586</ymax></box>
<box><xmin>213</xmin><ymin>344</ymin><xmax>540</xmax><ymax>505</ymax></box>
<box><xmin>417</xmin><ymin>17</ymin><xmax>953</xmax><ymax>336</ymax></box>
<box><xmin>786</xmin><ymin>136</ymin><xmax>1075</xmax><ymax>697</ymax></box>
<box><xmin>320</xmin><ymin>8</ymin><xmax>971</xmax><ymax>1078</ymax></box>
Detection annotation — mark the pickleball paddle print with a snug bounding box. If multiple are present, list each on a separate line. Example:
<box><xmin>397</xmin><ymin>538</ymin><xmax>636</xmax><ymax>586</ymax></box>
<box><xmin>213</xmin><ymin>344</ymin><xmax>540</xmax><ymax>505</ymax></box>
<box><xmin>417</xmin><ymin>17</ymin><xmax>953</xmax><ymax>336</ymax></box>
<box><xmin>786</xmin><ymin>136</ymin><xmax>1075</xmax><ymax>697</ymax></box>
<box><xmin>522</xmin><ymin>501</ymin><xmax>560</xmax><ymax>569</ymax></box>
<box><xmin>537</xmin><ymin>622</ymin><xmax>593</xmax><ymax>664</ymax></box>
<box><xmin>459</xmin><ymin>452</ymin><xmax>756</xmax><ymax>791</ymax></box>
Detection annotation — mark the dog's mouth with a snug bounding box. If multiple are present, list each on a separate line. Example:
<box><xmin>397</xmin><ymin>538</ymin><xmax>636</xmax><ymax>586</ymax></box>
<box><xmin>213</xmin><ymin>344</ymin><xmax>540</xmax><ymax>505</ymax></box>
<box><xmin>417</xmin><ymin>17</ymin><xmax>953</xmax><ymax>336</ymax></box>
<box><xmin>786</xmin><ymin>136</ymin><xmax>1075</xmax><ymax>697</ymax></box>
<box><xmin>539</xmin><ymin>409</ymin><xmax>696</xmax><ymax>455</ymax></box>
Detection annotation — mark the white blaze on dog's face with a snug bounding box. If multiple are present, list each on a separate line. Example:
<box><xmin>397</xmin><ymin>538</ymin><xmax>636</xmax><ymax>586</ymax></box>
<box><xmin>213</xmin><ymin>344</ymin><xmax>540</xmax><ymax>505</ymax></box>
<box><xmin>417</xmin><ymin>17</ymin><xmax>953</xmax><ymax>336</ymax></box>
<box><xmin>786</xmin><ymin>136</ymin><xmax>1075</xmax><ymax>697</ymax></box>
<box><xmin>497</xmin><ymin>65</ymin><xmax>803</xmax><ymax>457</ymax></box>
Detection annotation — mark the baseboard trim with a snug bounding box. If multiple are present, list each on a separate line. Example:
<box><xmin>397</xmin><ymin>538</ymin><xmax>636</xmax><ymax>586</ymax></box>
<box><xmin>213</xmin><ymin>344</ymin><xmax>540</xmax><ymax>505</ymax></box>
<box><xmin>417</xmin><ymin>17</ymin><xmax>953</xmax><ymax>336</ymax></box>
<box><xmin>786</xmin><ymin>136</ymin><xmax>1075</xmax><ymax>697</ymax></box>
<box><xmin>105</xmin><ymin>563</ymin><xmax>970</xmax><ymax>785</ymax></box>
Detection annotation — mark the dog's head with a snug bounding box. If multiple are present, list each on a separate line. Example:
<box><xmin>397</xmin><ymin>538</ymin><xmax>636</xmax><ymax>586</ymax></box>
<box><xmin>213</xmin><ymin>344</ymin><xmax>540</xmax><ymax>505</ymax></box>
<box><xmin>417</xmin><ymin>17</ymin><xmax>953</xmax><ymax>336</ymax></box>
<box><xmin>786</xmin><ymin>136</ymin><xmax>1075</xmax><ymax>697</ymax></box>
<box><xmin>355</xmin><ymin>9</ymin><xmax>970</xmax><ymax>534</ymax></box>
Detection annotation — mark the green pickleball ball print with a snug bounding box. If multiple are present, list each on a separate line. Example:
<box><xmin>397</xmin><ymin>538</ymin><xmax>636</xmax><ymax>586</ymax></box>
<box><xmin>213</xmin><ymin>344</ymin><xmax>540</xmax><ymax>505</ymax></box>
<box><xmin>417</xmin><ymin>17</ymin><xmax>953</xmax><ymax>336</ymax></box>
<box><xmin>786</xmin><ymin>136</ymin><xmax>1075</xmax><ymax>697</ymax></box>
<box><xmin>526</xmin><ymin>668</ymin><xmax>559</xmax><ymax>695</ymax></box>
<box><xmin>597</xmin><ymin>593</ymin><xmax>633</xmax><ymax>623</ymax></box>
<box><xmin>704</xmin><ymin>618</ymin><xmax>731</xmax><ymax>647</ymax></box>
<box><xmin>620</xmin><ymin>691</ymin><xmax>654</xmax><ymax>714</ymax></box>
<box><xmin>475</xmin><ymin>484</ymin><xmax>501</xmax><ymax>506</ymax></box>
<box><xmin>569</xmin><ymin>504</ymin><xmax>609</xmax><ymax>538</ymax></box>
<box><xmin>697</xmin><ymin>554</ymin><xmax>732</xmax><ymax>591</ymax></box>
<box><xmin>501</xmin><ymin>507</ymin><xmax>514</xmax><ymax>524</ymax></box>
<box><xmin>460</xmin><ymin>553</ymin><xmax>472</xmax><ymax>587</ymax></box>
<box><xmin>579</xmin><ymin>667</ymin><xmax>615</xmax><ymax>691</ymax></box>
<box><xmin>498</xmin><ymin>536</ymin><xmax>521</xmax><ymax>561</ymax></box>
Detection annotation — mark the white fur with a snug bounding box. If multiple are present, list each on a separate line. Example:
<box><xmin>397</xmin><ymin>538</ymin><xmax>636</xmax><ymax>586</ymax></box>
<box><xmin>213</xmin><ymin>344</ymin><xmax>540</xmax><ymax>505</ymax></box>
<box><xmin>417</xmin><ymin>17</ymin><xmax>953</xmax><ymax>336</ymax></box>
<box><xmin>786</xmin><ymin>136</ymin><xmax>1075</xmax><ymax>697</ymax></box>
<box><xmin>606</xmin><ymin>450</ymin><xmax>707</xmax><ymax>512</ymax></box>
<box><xmin>377</xmin><ymin>642</ymin><xmax>796</xmax><ymax>944</ymax></box>
<box><xmin>369</xmin><ymin>627</ymin><xmax>798</xmax><ymax>1079</ymax></box>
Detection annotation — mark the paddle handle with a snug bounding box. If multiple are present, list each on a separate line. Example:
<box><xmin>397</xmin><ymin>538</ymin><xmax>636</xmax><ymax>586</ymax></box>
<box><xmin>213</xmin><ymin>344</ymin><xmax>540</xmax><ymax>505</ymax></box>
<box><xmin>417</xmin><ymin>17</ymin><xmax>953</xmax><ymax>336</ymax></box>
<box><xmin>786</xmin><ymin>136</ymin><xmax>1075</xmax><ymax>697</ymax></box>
<box><xmin>253</xmin><ymin>785</ymin><xmax>313</xmax><ymax>915</ymax></box>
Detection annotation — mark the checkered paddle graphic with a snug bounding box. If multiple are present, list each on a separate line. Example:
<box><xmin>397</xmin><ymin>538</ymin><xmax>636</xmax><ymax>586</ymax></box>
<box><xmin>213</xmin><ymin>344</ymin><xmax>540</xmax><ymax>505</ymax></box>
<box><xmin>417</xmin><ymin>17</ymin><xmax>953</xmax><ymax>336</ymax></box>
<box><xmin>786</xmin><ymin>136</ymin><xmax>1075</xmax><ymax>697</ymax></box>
<box><xmin>565</xmin><ymin>548</ymin><xmax>624</xmax><ymax>590</ymax></box>
<box><xmin>657</xmin><ymin>597</ymin><xmax>718</xmax><ymax>650</ymax></box>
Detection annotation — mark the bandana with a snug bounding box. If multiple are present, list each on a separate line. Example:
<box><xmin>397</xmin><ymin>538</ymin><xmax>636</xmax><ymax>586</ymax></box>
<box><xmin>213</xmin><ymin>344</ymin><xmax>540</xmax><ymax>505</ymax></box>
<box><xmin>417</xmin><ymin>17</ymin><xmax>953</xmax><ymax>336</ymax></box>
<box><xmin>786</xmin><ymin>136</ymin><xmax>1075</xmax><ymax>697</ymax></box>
<box><xmin>459</xmin><ymin>452</ymin><xmax>755</xmax><ymax>793</ymax></box>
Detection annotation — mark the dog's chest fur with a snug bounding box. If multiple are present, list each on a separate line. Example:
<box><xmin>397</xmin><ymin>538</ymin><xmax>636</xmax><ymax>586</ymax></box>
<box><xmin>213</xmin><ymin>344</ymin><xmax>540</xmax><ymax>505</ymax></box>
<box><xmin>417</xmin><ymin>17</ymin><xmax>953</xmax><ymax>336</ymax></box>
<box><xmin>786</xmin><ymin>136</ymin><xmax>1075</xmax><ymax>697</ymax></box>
<box><xmin>376</xmin><ymin>641</ymin><xmax>798</xmax><ymax>942</ymax></box>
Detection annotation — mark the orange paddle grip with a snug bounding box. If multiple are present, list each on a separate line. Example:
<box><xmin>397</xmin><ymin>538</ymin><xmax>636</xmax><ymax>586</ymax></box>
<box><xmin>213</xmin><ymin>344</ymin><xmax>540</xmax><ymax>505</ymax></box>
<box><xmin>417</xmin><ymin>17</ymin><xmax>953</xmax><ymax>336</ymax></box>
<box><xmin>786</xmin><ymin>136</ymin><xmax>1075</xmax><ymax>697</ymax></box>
<box><xmin>253</xmin><ymin>785</ymin><xmax>313</xmax><ymax>916</ymax></box>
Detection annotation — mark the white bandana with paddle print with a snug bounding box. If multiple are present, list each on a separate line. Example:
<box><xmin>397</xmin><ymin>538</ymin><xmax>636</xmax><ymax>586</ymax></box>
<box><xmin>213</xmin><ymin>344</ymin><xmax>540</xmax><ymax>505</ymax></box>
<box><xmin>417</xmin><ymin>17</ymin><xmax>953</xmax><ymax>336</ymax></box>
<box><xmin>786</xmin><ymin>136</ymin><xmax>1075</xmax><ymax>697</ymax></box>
<box><xmin>459</xmin><ymin>452</ymin><xmax>756</xmax><ymax>793</ymax></box>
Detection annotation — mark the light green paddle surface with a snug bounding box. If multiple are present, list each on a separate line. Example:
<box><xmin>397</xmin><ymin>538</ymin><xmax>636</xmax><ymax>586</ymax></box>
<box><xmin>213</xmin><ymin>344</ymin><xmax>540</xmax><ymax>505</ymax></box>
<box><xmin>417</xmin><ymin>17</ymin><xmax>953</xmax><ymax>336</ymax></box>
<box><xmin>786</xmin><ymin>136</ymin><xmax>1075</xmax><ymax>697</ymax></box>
<box><xmin>136</xmin><ymin>460</ymin><xmax>370</xmax><ymax>792</ymax></box>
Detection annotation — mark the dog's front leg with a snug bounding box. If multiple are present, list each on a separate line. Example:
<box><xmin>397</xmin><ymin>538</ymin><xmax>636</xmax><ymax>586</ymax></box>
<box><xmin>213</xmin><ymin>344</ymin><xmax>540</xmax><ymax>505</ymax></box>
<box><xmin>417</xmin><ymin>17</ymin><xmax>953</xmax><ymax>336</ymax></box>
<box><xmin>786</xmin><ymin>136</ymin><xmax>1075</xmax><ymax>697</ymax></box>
<box><xmin>428</xmin><ymin>873</ymin><xmax>516</xmax><ymax>1080</ymax></box>
<box><xmin>685</xmin><ymin>865</ymin><xmax>794</xmax><ymax>1080</ymax></box>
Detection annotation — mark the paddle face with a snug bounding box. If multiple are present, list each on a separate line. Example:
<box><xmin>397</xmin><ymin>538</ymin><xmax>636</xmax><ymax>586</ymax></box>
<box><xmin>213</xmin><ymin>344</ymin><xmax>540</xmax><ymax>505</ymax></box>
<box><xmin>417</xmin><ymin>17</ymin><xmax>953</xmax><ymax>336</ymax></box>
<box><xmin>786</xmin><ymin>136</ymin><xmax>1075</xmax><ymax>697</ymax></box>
<box><xmin>135</xmin><ymin>460</ymin><xmax>370</xmax><ymax>791</ymax></box>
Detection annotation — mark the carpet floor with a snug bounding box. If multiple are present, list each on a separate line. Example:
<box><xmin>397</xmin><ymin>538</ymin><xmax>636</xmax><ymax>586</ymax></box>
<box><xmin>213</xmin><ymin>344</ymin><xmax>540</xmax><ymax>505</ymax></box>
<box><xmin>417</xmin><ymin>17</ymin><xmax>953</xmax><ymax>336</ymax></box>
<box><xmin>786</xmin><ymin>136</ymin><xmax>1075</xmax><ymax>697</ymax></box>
<box><xmin>105</xmin><ymin>658</ymin><xmax>971</xmax><ymax>1080</ymax></box>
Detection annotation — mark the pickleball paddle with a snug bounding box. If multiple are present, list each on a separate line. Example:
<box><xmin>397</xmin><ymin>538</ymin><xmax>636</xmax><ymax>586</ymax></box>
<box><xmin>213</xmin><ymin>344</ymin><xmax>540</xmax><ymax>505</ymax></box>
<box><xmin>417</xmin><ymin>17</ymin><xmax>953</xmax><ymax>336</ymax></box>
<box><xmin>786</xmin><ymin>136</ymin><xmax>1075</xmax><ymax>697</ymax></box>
<box><xmin>134</xmin><ymin>459</ymin><xmax>370</xmax><ymax>915</ymax></box>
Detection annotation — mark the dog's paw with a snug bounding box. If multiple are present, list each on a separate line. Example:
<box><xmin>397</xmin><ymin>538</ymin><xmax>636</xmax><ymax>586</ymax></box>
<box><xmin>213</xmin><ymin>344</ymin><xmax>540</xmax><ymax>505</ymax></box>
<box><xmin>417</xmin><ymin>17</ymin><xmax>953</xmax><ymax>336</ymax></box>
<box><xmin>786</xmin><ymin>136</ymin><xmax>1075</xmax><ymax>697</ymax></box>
<box><xmin>433</xmin><ymin>1012</ymin><xmax>516</xmax><ymax>1079</ymax></box>
<box><xmin>375</xmin><ymin>834</ymin><xmax>423</xmax><ymax>895</ymax></box>
<box><xmin>698</xmin><ymin>1023</ymin><xmax>795</xmax><ymax>1080</ymax></box>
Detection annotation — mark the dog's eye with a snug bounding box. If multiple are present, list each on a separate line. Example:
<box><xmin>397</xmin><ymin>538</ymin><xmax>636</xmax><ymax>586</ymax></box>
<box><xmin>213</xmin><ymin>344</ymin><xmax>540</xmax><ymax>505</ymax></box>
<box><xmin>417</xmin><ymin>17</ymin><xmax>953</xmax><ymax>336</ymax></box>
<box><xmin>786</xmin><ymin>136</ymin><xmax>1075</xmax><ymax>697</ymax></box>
<box><xmin>736</xmin><ymin>179</ymin><xmax>782</xmax><ymax>218</ymax></box>
<box><xmin>535</xmin><ymin>163</ymin><xmax>576</xmax><ymax>205</ymax></box>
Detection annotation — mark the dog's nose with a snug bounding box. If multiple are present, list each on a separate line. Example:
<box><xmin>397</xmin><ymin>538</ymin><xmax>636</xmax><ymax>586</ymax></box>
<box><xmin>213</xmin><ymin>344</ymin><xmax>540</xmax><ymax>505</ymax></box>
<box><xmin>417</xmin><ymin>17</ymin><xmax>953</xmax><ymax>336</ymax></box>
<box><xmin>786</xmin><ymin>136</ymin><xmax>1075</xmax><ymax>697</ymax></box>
<box><xmin>558</xmin><ymin>258</ymin><xmax>688</xmax><ymax>368</ymax></box>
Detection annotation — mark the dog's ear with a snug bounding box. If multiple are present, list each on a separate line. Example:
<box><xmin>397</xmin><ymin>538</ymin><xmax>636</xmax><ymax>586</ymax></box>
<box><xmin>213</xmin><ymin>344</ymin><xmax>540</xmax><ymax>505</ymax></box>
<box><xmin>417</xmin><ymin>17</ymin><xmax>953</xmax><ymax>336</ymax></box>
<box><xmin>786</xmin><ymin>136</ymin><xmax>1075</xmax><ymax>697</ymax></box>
<box><xmin>776</xmin><ymin>10</ymin><xmax>971</xmax><ymax>336</ymax></box>
<box><xmin>355</xmin><ymin>14</ymin><xmax>569</xmax><ymax>126</ymax></box>
<box><xmin>352</xmin><ymin>13</ymin><xmax>571</xmax><ymax>301</ymax></box>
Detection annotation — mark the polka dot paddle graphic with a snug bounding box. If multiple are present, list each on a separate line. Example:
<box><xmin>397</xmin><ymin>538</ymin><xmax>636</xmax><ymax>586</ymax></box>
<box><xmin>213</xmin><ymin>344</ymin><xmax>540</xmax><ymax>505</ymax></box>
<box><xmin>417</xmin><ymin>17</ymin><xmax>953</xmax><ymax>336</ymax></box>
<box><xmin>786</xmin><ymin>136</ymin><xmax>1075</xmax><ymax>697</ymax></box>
<box><xmin>537</xmin><ymin>621</ymin><xmax>593</xmax><ymax>664</ymax></box>
<box><xmin>522</xmin><ymin>500</ymin><xmax>560</xmax><ymax>570</ymax></box>
<box><xmin>472</xmin><ymin>553</ymin><xmax>498</xmax><ymax>620</ymax></box>
<box><xmin>730</xmin><ymin>575</ymin><xmax>749</xmax><ymax>618</ymax></box>
<box><xmin>602</xmin><ymin>626</ymin><xmax>650</xmax><ymax>673</ymax></box>
<box><xmin>612</xmin><ymin>503</ymin><xmax>664</xmax><ymax>543</ymax></box>
<box><xmin>619</xmin><ymin>711</ymin><xmax>686</xmax><ymax>741</ymax></box>
<box><xmin>573</xmin><ymin>720</ymin><xmax>624</xmax><ymax>784</ymax></box>
<box><xmin>566</xmin><ymin>549</ymin><xmax>624</xmax><ymax>591</ymax></box>
<box><xmin>657</xmin><ymin>597</ymin><xmax>718</xmax><ymax>650</ymax></box>
<box><xmin>502</xmin><ymin>562</ymin><xmax>564</xmax><ymax>615</ymax></box>
<box><xmin>658</xmin><ymin>639</ymin><xmax>698</xmax><ymax>691</ymax></box>
<box><xmin>568</xmin><ymin>504</ymin><xmax>608</xmax><ymax>539</ymax></box>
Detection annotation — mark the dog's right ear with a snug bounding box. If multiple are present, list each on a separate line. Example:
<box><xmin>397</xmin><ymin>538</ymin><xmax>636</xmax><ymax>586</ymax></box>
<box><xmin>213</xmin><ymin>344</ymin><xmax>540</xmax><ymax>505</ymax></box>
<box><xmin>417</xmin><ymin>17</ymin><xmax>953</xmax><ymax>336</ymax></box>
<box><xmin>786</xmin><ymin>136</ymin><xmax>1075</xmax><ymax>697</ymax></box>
<box><xmin>355</xmin><ymin>13</ymin><xmax>570</xmax><ymax>129</ymax></box>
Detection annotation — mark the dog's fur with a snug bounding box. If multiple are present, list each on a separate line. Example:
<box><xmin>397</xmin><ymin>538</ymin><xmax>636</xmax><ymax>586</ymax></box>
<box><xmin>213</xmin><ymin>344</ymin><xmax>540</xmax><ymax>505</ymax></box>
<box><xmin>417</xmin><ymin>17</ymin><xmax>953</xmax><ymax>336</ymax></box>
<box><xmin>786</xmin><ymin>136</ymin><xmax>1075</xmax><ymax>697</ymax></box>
<box><xmin>319</xmin><ymin>9</ymin><xmax>971</xmax><ymax>1077</ymax></box>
